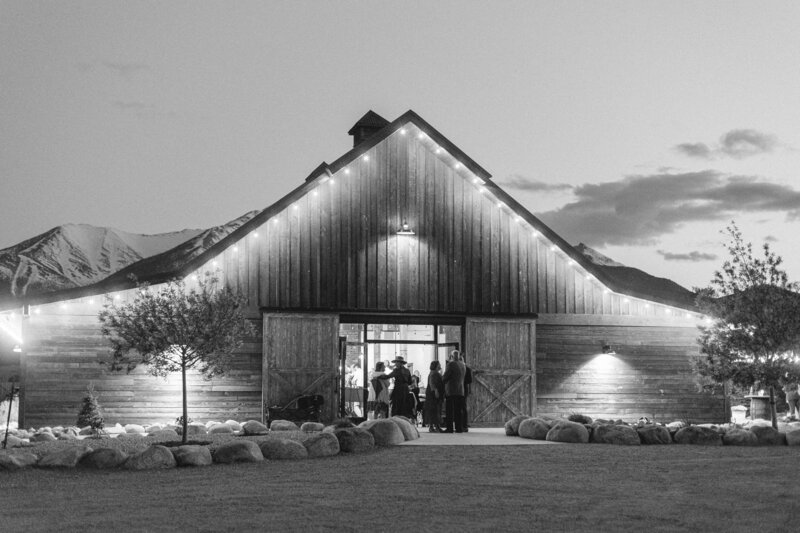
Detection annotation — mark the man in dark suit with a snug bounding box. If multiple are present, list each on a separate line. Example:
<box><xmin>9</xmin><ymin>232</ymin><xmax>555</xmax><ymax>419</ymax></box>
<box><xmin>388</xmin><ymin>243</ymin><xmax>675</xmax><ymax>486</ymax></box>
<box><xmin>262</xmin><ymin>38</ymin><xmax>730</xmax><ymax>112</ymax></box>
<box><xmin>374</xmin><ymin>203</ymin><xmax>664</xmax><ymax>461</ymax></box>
<box><xmin>442</xmin><ymin>349</ymin><xmax>466</xmax><ymax>433</ymax></box>
<box><xmin>462</xmin><ymin>357</ymin><xmax>473</xmax><ymax>431</ymax></box>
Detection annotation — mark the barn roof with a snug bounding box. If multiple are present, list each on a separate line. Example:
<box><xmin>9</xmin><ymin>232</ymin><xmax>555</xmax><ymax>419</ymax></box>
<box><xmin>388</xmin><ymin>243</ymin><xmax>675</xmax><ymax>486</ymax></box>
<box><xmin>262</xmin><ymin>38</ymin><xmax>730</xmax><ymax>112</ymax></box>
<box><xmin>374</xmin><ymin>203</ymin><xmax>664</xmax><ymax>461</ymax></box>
<box><xmin>0</xmin><ymin>110</ymin><xmax>698</xmax><ymax>312</ymax></box>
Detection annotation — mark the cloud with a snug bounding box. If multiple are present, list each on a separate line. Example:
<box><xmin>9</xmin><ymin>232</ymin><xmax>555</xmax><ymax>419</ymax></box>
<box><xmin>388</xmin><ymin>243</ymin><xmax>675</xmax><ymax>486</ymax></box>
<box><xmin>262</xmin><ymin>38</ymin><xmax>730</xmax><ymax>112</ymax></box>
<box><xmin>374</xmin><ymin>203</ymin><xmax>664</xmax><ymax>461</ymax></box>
<box><xmin>498</xmin><ymin>174</ymin><xmax>573</xmax><ymax>192</ymax></box>
<box><xmin>675</xmin><ymin>129</ymin><xmax>779</xmax><ymax>159</ymax></box>
<box><xmin>536</xmin><ymin>171</ymin><xmax>800</xmax><ymax>247</ymax></box>
<box><xmin>657</xmin><ymin>250</ymin><xmax>718</xmax><ymax>262</ymax></box>
<box><xmin>675</xmin><ymin>142</ymin><xmax>712</xmax><ymax>159</ymax></box>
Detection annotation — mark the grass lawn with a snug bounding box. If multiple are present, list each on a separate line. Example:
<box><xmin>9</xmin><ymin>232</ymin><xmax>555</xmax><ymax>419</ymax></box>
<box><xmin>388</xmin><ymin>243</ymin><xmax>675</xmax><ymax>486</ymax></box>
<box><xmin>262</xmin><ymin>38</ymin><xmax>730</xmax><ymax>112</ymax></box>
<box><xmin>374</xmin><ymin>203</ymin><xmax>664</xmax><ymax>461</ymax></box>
<box><xmin>3</xmin><ymin>443</ymin><xmax>799</xmax><ymax>532</ymax></box>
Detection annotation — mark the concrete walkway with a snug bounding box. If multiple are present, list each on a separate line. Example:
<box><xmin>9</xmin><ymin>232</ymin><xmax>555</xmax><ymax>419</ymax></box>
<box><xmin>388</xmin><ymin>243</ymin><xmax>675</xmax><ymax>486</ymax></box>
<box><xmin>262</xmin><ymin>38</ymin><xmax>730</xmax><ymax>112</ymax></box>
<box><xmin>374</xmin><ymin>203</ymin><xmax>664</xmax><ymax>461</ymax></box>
<box><xmin>400</xmin><ymin>427</ymin><xmax>558</xmax><ymax>446</ymax></box>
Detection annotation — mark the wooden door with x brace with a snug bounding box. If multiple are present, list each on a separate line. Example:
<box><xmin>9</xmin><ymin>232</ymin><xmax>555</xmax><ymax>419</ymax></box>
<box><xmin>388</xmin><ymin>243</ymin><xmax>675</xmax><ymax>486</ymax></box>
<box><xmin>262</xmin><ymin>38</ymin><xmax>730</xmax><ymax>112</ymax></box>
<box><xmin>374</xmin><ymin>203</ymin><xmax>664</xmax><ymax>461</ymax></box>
<box><xmin>465</xmin><ymin>317</ymin><xmax>536</xmax><ymax>425</ymax></box>
<box><xmin>262</xmin><ymin>313</ymin><xmax>339</xmax><ymax>422</ymax></box>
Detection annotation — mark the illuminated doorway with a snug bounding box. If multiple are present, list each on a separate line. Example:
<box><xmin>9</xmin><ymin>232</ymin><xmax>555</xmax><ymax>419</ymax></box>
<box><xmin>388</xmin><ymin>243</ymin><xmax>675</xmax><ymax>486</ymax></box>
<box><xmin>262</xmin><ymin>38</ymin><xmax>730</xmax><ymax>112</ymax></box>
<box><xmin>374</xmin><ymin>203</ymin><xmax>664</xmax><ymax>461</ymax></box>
<box><xmin>338</xmin><ymin>319</ymin><xmax>462</xmax><ymax>420</ymax></box>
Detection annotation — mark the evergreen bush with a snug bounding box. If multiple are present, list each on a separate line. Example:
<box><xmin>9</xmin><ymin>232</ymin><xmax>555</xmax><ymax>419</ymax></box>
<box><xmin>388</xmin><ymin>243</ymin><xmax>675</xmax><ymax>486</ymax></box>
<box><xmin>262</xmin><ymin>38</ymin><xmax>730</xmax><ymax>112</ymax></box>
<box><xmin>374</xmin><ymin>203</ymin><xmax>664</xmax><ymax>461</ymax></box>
<box><xmin>77</xmin><ymin>383</ymin><xmax>105</xmax><ymax>436</ymax></box>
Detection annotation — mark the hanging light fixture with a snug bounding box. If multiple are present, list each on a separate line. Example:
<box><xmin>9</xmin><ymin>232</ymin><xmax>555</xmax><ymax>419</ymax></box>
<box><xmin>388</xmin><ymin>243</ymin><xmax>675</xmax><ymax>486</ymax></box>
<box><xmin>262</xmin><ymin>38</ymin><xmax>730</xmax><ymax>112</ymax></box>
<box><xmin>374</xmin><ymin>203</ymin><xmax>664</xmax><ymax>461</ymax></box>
<box><xmin>397</xmin><ymin>221</ymin><xmax>415</xmax><ymax>235</ymax></box>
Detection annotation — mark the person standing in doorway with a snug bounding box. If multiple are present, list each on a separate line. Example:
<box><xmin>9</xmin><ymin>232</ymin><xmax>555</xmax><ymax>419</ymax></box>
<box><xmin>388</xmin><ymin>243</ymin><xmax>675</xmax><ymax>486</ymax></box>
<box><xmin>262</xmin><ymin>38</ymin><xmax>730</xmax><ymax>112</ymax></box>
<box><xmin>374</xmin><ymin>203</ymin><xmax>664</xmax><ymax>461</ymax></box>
<box><xmin>442</xmin><ymin>349</ymin><xmax>466</xmax><ymax>433</ymax></box>
<box><xmin>425</xmin><ymin>360</ymin><xmax>445</xmax><ymax>432</ymax></box>
<box><xmin>461</xmin><ymin>354</ymin><xmax>473</xmax><ymax>432</ymax></box>
<box><xmin>386</xmin><ymin>356</ymin><xmax>413</xmax><ymax>418</ymax></box>
<box><xmin>368</xmin><ymin>362</ymin><xmax>390</xmax><ymax>419</ymax></box>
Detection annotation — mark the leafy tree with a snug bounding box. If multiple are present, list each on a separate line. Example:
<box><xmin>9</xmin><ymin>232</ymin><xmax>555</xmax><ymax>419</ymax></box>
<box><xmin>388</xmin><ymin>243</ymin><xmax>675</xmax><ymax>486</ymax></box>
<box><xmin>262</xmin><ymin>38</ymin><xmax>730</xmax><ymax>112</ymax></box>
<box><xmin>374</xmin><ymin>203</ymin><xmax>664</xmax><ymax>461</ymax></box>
<box><xmin>98</xmin><ymin>274</ymin><xmax>255</xmax><ymax>443</ymax></box>
<box><xmin>694</xmin><ymin>223</ymin><xmax>800</xmax><ymax>425</ymax></box>
<box><xmin>76</xmin><ymin>383</ymin><xmax>105</xmax><ymax>437</ymax></box>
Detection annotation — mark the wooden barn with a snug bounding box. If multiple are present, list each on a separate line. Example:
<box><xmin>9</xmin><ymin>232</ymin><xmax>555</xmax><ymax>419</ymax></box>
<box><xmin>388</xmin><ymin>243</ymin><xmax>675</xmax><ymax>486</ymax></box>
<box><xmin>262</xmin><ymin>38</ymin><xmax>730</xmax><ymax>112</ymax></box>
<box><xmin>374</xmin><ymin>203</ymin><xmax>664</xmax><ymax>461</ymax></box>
<box><xmin>0</xmin><ymin>110</ymin><xmax>724</xmax><ymax>428</ymax></box>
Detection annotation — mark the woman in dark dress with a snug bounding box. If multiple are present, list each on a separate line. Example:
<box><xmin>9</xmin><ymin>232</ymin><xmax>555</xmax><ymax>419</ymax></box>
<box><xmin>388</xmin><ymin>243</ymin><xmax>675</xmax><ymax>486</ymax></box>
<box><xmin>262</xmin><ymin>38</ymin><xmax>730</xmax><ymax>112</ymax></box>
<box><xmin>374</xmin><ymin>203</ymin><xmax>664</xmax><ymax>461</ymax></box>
<box><xmin>385</xmin><ymin>356</ymin><xmax>413</xmax><ymax>418</ymax></box>
<box><xmin>424</xmin><ymin>360</ymin><xmax>444</xmax><ymax>432</ymax></box>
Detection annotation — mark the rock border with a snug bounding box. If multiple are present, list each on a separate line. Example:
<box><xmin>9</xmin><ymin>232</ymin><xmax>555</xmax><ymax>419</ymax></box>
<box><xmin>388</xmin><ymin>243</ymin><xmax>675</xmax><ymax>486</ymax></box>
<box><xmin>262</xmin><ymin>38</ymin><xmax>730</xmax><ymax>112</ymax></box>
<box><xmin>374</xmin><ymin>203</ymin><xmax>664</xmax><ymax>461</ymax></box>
<box><xmin>0</xmin><ymin>416</ymin><xmax>420</xmax><ymax>472</ymax></box>
<box><xmin>505</xmin><ymin>415</ymin><xmax>800</xmax><ymax>446</ymax></box>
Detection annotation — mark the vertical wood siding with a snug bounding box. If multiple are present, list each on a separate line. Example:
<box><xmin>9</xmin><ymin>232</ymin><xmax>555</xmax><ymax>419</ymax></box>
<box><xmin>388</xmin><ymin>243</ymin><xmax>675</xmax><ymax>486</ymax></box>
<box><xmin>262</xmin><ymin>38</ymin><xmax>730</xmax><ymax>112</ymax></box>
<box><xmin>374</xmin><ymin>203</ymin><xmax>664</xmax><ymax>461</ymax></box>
<box><xmin>19</xmin><ymin>302</ymin><xmax>262</xmax><ymax>427</ymax></box>
<box><xmin>262</xmin><ymin>313</ymin><xmax>339</xmax><ymax>421</ymax></box>
<box><xmin>465</xmin><ymin>317</ymin><xmax>536</xmax><ymax>424</ymax></box>
<box><xmin>194</xmin><ymin>127</ymin><xmax>686</xmax><ymax>319</ymax></box>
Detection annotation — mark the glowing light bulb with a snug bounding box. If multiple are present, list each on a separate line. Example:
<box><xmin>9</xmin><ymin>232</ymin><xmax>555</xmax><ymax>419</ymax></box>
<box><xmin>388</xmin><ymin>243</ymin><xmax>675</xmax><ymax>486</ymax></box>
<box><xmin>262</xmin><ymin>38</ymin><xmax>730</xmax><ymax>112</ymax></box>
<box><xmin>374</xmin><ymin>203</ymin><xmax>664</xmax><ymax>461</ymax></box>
<box><xmin>435</xmin><ymin>147</ymin><xmax>442</xmax><ymax>154</ymax></box>
<box><xmin>232</xmin><ymin>246</ymin><xmax>238</xmax><ymax>252</ymax></box>
<box><xmin>344</xmin><ymin>168</ymin><xmax>350</xmax><ymax>175</ymax></box>
<box><xmin>362</xmin><ymin>155</ymin><xmax>369</xmax><ymax>162</ymax></box>
<box><xmin>400</xmin><ymin>128</ymin><xmax>406</xmax><ymax>135</ymax></box>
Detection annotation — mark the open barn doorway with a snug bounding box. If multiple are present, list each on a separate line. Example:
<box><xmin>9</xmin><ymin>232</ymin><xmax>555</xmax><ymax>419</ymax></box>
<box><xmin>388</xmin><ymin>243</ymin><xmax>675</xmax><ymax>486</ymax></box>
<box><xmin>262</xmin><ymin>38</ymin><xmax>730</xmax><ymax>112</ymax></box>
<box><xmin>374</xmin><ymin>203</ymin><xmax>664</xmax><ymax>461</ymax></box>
<box><xmin>338</xmin><ymin>318</ymin><xmax>462</xmax><ymax>422</ymax></box>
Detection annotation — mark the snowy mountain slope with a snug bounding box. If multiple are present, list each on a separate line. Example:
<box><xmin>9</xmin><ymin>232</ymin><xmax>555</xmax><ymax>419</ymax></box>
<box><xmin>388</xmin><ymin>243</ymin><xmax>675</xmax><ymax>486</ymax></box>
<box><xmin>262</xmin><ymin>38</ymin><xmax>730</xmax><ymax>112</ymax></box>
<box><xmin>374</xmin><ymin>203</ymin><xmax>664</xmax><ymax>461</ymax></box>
<box><xmin>0</xmin><ymin>224</ymin><xmax>203</xmax><ymax>298</ymax></box>
<box><xmin>99</xmin><ymin>210</ymin><xmax>259</xmax><ymax>285</ymax></box>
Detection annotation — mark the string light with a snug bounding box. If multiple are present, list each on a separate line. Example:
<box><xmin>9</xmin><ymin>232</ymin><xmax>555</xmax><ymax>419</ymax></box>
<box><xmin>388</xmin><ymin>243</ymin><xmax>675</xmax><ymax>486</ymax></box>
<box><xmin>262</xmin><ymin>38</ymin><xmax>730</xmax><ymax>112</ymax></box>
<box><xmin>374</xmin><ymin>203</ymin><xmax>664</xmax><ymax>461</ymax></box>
<box><xmin>344</xmin><ymin>168</ymin><xmax>350</xmax><ymax>175</ymax></box>
<box><xmin>232</xmin><ymin>246</ymin><xmax>238</xmax><ymax>252</ymax></box>
<box><xmin>400</xmin><ymin>128</ymin><xmax>407</xmax><ymax>135</ymax></box>
<box><xmin>362</xmin><ymin>155</ymin><xmax>369</xmax><ymax>162</ymax></box>
<box><xmin>293</xmin><ymin>204</ymin><xmax>299</xmax><ymax>210</ymax></box>
<box><xmin>454</xmin><ymin>162</ymin><xmax>461</xmax><ymax>169</ymax></box>
<box><xmin>329</xmin><ymin>179</ymin><xmax>335</xmax><ymax>185</ymax></box>
<box><xmin>312</xmin><ymin>190</ymin><xmax>318</xmax><ymax>196</ymax></box>
<box><xmin>418</xmin><ymin>132</ymin><xmax>425</xmax><ymax>140</ymax></box>
<box><xmin>252</xmin><ymin>232</ymin><xmax>259</xmax><ymax>238</ymax></box>
<box><xmin>435</xmin><ymin>147</ymin><xmax>442</xmax><ymax>154</ymax></box>
<box><xmin>497</xmin><ymin>202</ymin><xmax>505</xmax><ymax>209</ymax></box>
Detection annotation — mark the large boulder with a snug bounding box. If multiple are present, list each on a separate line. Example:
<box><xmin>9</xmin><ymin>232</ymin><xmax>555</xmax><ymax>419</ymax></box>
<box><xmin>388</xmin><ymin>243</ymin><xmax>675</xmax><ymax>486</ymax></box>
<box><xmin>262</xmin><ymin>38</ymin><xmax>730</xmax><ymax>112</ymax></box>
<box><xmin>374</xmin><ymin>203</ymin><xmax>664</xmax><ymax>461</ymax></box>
<box><xmin>270</xmin><ymin>420</ymin><xmax>300</xmax><ymax>432</ymax></box>
<box><xmin>545</xmin><ymin>421</ymin><xmax>590</xmax><ymax>444</ymax></box>
<box><xmin>0</xmin><ymin>451</ymin><xmax>39</xmax><ymax>470</ymax></box>
<box><xmin>207</xmin><ymin>423</ymin><xmax>234</xmax><ymax>435</ymax></box>
<box><xmin>2</xmin><ymin>434</ymin><xmax>27</xmax><ymax>448</ymax></box>
<box><xmin>171</xmin><ymin>445</ymin><xmax>213</xmax><ymax>467</ymax></box>
<box><xmin>505</xmin><ymin>415</ymin><xmax>532</xmax><ymax>437</ymax></box>
<box><xmin>259</xmin><ymin>438</ymin><xmax>308</xmax><ymax>460</ymax></box>
<box><xmin>117</xmin><ymin>432</ymin><xmax>144</xmax><ymax>441</ymax></box>
<box><xmin>301</xmin><ymin>422</ymin><xmax>325</xmax><ymax>432</ymax></box>
<box><xmin>186</xmin><ymin>424</ymin><xmax>209</xmax><ymax>437</ymax></box>
<box><xmin>303</xmin><ymin>432</ymin><xmax>341</xmax><ymax>458</ymax></box>
<box><xmin>785</xmin><ymin>428</ymin><xmax>800</xmax><ymax>446</ymax></box>
<box><xmin>125</xmin><ymin>445</ymin><xmax>177</xmax><ymax>470</ymax></box>
<box><xmin>591</xmin><ymin>424</ymin><xmax>640</xmax><ymax>445</ymax></box>
<box><xmin>749</xmin><ymin>425</ymin><xmax>786</xmax><ymax>446</ymax></box>
<box><xmin>674</xmin><ymin>426</ymin><xmax>722</xmax><ymax>446</ymax></box>
<box><xmin>224</xmin><ymin>420</ymin><xmax>243</xmax><ymax>432</ymax></box>
<box><xmin>39</xmin><ymin>445</ymin><xmax>93</xmax><ymax>468</ymax></box>
<box><xmin>361</xmin><ymin>419</ymin><xmax>405</xmax><ymax>446</ymax></box>
<box><xmin>30</xmin><ymin>431</ymin><xmax>57</xmax><ymax>443</ymax></box>
<box><xmin>242</xmin><ymin>420</ymin><xmax>269</xmax><ymax>436</ymax></box>
<box><xmin>213</xmin><ymin>440</ymin><xmax>264</xmax><ymax>464</ymax></box>
<box><xmin>125</xmin><ymin>424</ymin><xmax>146</xmax><ymax>434</ymax></box>
<box><xmin>150</xmin><ymin>429</ymin><xmax>181</xmax><ymax>441</ymax></box>
<box><xmin>722</xmin><ymin>428</ymin><xmax>759</xmax><ymax>446</ymax></box>
<box><xmin>389</xmin><ymin>416</ymin><xmax>419</xmax><ymax>441</ymax></box>
<box><xmin>334</xmin><ymin>427</ymin><xmax>375</xmax><ymax>453</ymax></box>
<box><xmin>78</xmin><ymin>448</ymin><xmax>129</xmax><ymax>469</ymax></box>
<box><xmin>637</xmin><ymin>425</ymin><xmax>672</xmax><ymax>445</ymax></box>
<box><xmin>518</xmin><ymin>418</ymin><xmax>551</xmax><ymax>440</ymax></box>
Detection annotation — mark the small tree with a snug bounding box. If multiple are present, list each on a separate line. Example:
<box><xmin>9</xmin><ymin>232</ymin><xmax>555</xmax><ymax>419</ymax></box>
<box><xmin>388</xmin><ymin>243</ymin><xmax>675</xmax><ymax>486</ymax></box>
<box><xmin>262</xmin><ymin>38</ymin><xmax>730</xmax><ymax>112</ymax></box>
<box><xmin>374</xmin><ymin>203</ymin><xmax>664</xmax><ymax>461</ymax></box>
<box><xmin>98</xmin><ymin>274</ymin><xmax>255</xmax><ymax>443</ymax></box>
<box><xmin>76</xmin><ymin>383</ymin><xmax>105</xmax><ymax>437</ymax></box>
<box><xmin>694</xmin><ymin>223</ymin><xmax>800</xmax><ymax>426</ymax></box>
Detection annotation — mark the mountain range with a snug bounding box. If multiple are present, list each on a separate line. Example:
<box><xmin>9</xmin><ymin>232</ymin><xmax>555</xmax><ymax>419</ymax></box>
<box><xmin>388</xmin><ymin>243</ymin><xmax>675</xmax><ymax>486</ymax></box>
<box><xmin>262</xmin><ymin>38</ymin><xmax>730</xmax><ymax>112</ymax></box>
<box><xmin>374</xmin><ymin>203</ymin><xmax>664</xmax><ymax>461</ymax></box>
<box><xmin>0</xmin><ymin>216</ymin><xmax>695</xmax><ymax>308</ymax></box>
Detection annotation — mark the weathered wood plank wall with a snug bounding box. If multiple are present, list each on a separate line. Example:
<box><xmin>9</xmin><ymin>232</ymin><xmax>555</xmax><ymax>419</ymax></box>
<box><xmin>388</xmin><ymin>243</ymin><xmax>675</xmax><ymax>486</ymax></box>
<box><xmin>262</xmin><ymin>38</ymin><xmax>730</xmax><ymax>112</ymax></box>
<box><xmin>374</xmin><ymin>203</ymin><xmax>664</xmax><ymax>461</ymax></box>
<box><xmin>262</xmin><ymin>313</ymin><xmax>339</xmax><ymax>422</ymax></box>
<box><xmin>465</xmin><ymin>317</ymin><xmax>536</xmax><ymax>425</ymax></box>
<box><xmin>535</xmin><ymin>315</ymin><xmax>723</xmax><ymax>422</ymax></box>
<box><xmin>20</xmin><ymin>301</ymin><xmax>263</xmax><ymax>427</ymax></box>
<box><xmin>196</xmin><ymin>127</ymin><xmax>687</xmax><ymax>319</ymax></box>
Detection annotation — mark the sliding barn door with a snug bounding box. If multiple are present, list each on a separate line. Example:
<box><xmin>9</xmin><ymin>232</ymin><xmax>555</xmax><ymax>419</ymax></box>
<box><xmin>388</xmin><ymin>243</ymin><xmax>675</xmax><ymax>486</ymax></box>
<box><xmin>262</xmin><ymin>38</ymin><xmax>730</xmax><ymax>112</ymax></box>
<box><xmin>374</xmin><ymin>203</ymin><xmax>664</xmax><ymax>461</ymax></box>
<box><xmin>465</xmin><ymin>317</ymin><xmax>536</xmax><ymax>425</ymax></box>
<box><xmin>263</xmin><ymin>313</ymin><xmax>339</xmax><ymax>422</ymax></box>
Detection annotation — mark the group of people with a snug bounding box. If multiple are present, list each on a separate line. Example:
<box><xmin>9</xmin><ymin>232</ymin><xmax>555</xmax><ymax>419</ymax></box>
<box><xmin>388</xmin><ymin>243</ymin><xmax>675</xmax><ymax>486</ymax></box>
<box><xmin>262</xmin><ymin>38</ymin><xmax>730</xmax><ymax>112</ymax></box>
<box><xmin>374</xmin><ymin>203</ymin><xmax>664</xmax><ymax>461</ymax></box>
<box><xmin>367</xmin><ymin>349</ymin><xmax>473</xmax><ymax>433</ymax></box>
<box><xmin>367</xmin><ymin>357</ymin><xmax>420</xmax><ymax>420</ymax></box>
<box><xmin>424</xmin><ymin>349</ymin><xmax>473</xmax><ymax>433</ymax></box>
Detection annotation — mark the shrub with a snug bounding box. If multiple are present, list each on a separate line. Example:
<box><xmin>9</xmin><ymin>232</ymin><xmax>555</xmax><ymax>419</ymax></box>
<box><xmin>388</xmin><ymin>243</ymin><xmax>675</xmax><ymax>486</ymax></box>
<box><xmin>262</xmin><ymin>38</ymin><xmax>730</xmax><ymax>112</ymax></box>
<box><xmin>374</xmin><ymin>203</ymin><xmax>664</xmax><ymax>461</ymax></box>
<box><xmin>76</xmin><ymin>383</ymin><xmax>104</xmax><ymax>436</ymax></box>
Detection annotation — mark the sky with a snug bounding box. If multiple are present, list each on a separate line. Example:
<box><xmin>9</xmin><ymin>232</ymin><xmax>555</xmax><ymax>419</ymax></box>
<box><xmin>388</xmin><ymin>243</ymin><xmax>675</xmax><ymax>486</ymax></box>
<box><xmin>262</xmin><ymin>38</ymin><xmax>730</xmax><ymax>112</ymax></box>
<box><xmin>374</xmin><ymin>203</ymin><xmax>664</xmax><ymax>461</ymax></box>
<box><xmin>2</xmin><ymin>1</ymin><xmax>800</xmax><ymax>290</ymax></box>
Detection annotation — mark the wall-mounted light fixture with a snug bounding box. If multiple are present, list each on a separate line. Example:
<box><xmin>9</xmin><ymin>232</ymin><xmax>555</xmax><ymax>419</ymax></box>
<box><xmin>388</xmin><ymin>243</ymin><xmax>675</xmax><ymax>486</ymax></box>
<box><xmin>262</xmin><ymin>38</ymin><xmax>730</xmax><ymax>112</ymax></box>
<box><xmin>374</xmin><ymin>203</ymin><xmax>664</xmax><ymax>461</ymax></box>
<box><xmin>601</xmin><ymin>343</ymin><xmax>616</xmax><ymax>355</ymax></box>
<box><xmin>397</xmin><ymin>221</ymin><xmax>415</xmax><ymax>236</ymax></box>
<box><xmin>12</xmin><ymin>344</ymin><xmax>22</xmax><ymax>353</ymax></box>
